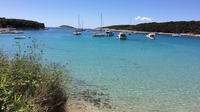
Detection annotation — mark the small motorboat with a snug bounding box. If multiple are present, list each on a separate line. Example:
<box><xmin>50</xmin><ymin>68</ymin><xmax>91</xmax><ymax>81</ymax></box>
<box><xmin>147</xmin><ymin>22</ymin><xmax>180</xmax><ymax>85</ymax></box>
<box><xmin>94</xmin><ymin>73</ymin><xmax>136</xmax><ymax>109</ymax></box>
<box><xmin>172</xmin><ymin>33</ymin><xmax>181</xmax><ymax>37</ymax></box>
<box><xmin>73</xmin><ymin>29</ymin><xmax>82</xmax><ymax>35</ymax></box>
<box><xmin>14</xmin><ymin>36</ymin><xmax>26</xmax><ymax>39</ymax></box>
<box><xmin>93</xmin><ymin>32</ymin><xmax>105</xmax><ymax>37</ymax></box>
<box><xmin>11</xmin><ymin>30</ymin><xmax>24</xmax><ymax>34</ymax></box>
<box><xmin>118</xmin><ymin>32</ymin><xmax>127</xmax><ymax>40</ymax></box>
<box><xmin>146</xmin><ymin>33</ymin><xmax>155</xmax><ymax>40</ymax></box>
<box><xmin>105</xmin><ymin>30</ymin><xmax>114</xmax><ymax>37</ymax></box>
<box><xmin>73</xmin><ymin>31</ymin><xmax>81</xmax><ymax>35</ymax></box>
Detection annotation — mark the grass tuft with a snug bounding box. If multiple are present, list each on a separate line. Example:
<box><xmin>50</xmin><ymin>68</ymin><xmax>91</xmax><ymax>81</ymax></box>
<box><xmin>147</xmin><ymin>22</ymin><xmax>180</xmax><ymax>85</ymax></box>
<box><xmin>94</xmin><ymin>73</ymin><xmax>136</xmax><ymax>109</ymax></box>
<box><xmin>0</xmin><ymin>40</ymin><xmax>68</xmax><ymax>112</ymax></box>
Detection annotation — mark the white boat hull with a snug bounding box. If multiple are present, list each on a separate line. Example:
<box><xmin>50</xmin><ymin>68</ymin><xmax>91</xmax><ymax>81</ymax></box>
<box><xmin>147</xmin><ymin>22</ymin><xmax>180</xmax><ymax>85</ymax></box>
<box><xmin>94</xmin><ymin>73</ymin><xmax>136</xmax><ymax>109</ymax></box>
<box><xmin>14</xmin><ymin>36</ymin><xmax>26</xmax><ymax>39</ymax></box>
<box><xmin>118</xmin><ymin>33</ymin><xmax>127</xmax><ymax>40</ymax></box>
<box><xmin>172</xmin><ymin>34</ymin><xmax>181</xmax><ymax>37</ymax></box>
<box><xmin>93</xmin><ymin>32</ymin><xmax>105</xmax><ymax>37</ymax></box>
<box><xmin>73</xmin><ymin>32</ymin><xmax>81</xmax><ymax>35</ymax></box>
<box><xmin>146</xmin><ymin>33</ymin><xmax>155</xmax><ymax>40</ymax></box>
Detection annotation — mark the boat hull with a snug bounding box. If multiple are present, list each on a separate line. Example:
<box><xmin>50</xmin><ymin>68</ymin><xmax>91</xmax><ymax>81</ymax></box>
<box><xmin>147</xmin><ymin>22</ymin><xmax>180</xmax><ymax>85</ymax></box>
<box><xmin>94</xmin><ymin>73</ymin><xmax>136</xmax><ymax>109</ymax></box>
<box><xmin>73</xmin><ymin>32</ymin><xmax>81</xmax><ymax>35</ymax></box>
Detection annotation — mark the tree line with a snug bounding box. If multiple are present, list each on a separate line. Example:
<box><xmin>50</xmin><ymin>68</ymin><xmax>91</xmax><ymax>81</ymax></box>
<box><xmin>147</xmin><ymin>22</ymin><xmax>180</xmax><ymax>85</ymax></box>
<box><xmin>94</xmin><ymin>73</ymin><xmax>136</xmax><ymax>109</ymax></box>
<box><xmin>0</xmin><ymin>17</ymin><xmax>45</xmax><ymax>29</ymax></box>
<box><xmin>104</xmin><ymin>21</ymin><xmax>200</xmax><ymax>34</ymax></box>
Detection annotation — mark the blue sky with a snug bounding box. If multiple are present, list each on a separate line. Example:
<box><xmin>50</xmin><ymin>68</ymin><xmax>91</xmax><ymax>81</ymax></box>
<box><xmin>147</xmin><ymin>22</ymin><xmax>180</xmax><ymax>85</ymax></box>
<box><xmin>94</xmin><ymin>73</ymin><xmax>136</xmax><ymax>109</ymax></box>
<box><xmin>0</xmin><ymin>0</ymin><xmax>200</xmax><ymax>28</ymax></box>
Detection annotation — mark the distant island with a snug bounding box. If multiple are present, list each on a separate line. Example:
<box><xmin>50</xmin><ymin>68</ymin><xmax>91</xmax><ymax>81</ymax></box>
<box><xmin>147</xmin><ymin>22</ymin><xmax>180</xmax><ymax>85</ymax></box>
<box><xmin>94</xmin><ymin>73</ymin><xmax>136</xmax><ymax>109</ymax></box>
<box><xmin>0</xmin><ymin>17</ymin><xmax>45</xmax><ymax>29</ymax></box>
<box><xmin>59</xmin><ymin>25</ymin><xmax>74</xmax><ymax>28</ymax></box>
<box><xmin>104</xmin><ymin>21</ymin><xmax>200</xmax><ymax>34</ymax></box>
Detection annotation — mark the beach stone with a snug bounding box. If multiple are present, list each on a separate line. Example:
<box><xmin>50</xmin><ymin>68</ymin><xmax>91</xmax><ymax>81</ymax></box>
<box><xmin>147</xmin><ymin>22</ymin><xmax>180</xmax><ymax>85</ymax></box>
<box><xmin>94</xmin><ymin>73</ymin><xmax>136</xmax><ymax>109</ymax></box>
<box><xmin>98</xmin><ymin>92</ymin><xmax>105</xmax><ymax>96</ymax></box>
<box><xmin>103</xmin><ymin>102</ymin><xmax>112</xmax><ymax>109</ymax></box>
<box><xmin>95</xmin><ymin>98</ymin><xmax>101</xmax><ymax>103</ymax></box>
<box><xmin>93</xmin><ymin>102</ymin><xmax>101</xmax><ymax>108</ymax></box>
<box><xmin>89</xmin><ymin>99</ymin><xmax>93</xmax><ymax>103</ymax></box>
<box><xmin>104</xmin><ymin>98</ymin><xmax>109</xmax><ymax>102</ymax></box>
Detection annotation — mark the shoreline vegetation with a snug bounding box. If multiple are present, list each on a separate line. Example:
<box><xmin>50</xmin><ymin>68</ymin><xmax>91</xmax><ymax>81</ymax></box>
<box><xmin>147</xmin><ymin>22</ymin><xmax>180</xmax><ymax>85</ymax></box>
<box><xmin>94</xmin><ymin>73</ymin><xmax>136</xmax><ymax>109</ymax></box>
<box><xmin>0</xmin><ymin>41</ymin><xmax>67</xmax><ymax>112</ymax></box>
<box><xmin>102</xmin><ymin>21</ymin><xmax>200</xmax><ymax>37</ymax></box>
<box><xmin>0</xmin><ymin>39</ymin><xmax>116</xmax><ymax>112</ymax></box>
<box><xmin>0</xmin><ymin>17</ymin><xmax>45</xmax><ymax>30</ymax></box>
<box><xmin>59</xmin><ymin>25</ymin><xmax>74</xmax><ymax>29</ymax></box>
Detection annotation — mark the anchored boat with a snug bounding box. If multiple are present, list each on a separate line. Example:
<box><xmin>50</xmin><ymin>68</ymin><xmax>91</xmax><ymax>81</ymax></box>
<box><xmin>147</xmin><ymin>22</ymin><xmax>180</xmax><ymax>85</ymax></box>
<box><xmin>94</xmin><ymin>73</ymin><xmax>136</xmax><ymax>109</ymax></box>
<box><xmin>93</xmin><ymin>32</ymin><xmax>105</xmax><ymax>37</ymax></box>
<box><xmin>105</xmin><ymin>30</ymin><xmax>114</xmax><ymax>37</ymax></box>
<box><xmin>118</xmin><ymin>32</ymin><xmax>127</xmax><ymax>40</ymax></box>
<box><xmin>73</xmin><ymin>30</ymin><xmax>82</xmax><ymax>35</ymax></box>
<box><xmin>93</xmin><ymin>13</ymin><xmax>106</xmax><ymax>37</ymax></box>
<box><xmin>172</xmin><ymin>33</ymin><xmax>181</xmax><ymax>37</ymax></box>
<box><xmin>146</xmin><ymin>33</ymin><xmax>155</xmax><ymax>40</ymax></box>
<box><xmin>73</xmin><ymin>15</ymin><xmax>82</xmax><ymax>35</ymax></box>
<box><xmin>14</xmin><ymin>36</ymin><xmax>26</xmax><ymax>39</ymax></box>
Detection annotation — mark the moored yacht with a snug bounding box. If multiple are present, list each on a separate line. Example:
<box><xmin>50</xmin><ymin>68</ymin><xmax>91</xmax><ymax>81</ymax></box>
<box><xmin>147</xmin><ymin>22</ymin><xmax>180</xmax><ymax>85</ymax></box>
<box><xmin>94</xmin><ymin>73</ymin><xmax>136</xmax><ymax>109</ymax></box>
<box><xmin>93</xmin><ymin>13</ymin><xmax>106</xmax><ymax>37</ymax></box>
<box><xmin>146</xmin><ymin>33</ymin><xmax>155</xmax><ymax>40</ymax></box>
<box><xmin>128</xmin><ymin>32</ymin><xmax>132</xmax><ymax>35</ymax></box>
<box><xmin>73</xmin><ymin>30</ymin><xmax>81</xmax><ymax>35</ymax></box>
<box><xmin>93</xmin><ymin>32</ymin><xmax>105</xmax><ymax>37</ymax></box>
<box><xmin>105</xmin><ymin>30</ymin><xmax>114</xmax><ymax>37</ymax></box>
<box><xmin>14</xmin><ymin>36</ymin><xmax>26</xmax><ymax>39</ymax></box>
<box><xmin>118</xmin><ymin>32</ymin><xmax>127</xmax><ymax>40</ymax></box>
<box><xmin>172</xmin><ymin>33</ymin><xmax>181</xmax><ymax>37</ymax></box>
<box><xmin>73</xmin><ymin>15</ymin><xmax>82</xmax><ymax>35</ymax></box>
<box><xmin>172</xmin><ymin>24</ymin><xmax>181</xmax><ymax>37</ymax></box>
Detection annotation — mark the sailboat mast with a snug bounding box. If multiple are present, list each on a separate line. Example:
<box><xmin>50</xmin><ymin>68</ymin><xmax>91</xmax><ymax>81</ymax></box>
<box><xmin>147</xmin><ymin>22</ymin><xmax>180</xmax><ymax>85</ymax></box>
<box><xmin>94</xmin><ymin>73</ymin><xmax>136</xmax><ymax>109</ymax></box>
<box><xmin>78</xmin><ymin>15</ymin><xmax>81</xmax><ymax>29</ymax></box>
<box><xmin>101</xmin><ymin>13</ymin><xmax>103</xmax><ymax>28</ymax></box>
<box><xmin>82</xmin><ymin>20</ymin><xmax>84</xmax><ymax>29</ymax></box>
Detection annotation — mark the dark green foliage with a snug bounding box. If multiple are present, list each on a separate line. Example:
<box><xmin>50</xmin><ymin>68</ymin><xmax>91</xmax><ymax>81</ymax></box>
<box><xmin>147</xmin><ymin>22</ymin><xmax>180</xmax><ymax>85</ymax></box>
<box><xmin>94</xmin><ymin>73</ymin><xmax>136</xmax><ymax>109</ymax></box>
<box><xmin>0</xmin><ymin>17</ymin><xmax>45</xmax><ymax>29</ymax></box>
<box><xmin>0</xmin><ymin>41</ymin><xmax>68</xmax><ymax>112</ymax></box>
<box><xmin>104</xmin><ymin>21</ymin><xmax>200</xmax><ymax>34</ymax></box>
<box><xmin>59</xmin><ymin>25</ymin><xmax>74</xmax><ymax>28</ymax></box>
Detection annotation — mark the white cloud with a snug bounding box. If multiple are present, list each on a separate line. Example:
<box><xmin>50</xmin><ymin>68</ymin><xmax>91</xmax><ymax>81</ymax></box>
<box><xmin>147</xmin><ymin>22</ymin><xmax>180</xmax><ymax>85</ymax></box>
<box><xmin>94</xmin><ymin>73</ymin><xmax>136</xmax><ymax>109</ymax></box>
<box><xmin>135</xmin><ymin>16</ymin><xmax>152</xmax><ymax>21</ymax></box>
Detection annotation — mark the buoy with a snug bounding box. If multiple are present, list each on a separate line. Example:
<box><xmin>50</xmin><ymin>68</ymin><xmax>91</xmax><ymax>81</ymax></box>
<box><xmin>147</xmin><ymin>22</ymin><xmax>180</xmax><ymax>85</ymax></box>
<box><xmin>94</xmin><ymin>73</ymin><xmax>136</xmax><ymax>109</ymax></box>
<box><xmin>42</xmin><ymin>43</ymin><xmax>46</xmax><ymax>46</ymax></box>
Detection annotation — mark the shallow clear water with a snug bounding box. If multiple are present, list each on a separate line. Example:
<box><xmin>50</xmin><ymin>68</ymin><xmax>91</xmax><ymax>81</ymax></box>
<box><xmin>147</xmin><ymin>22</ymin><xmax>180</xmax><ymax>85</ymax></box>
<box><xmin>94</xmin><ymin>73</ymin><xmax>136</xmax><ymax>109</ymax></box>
<box><xmin>1</xmin><ymin>28</ymin><xmax>200</xmax><ymax>112</ymax></box>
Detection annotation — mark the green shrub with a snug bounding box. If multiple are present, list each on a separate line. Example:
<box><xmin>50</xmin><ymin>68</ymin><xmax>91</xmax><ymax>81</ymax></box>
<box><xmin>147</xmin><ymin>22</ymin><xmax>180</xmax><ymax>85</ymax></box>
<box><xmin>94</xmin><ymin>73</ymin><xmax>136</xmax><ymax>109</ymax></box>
<box><xmin>0</xmin><ymin>40</ymin><xmax>68</xmax><ymax>112</ymax></box>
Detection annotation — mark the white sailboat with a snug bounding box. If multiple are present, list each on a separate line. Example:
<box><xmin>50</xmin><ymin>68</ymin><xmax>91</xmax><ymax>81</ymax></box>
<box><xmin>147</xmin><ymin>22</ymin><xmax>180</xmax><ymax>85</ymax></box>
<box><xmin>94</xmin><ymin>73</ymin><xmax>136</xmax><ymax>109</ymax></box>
<box><xmin>73</xmin><ymin>15</ymin><xmax>82</xmax><ymax>35</ymax></box>
<box><xmin>80</xmin><ymin>20</ymin><xmax>85</xmax><ymax>31</ymax></box>
<box><xmin>172</xmin><ymin>24</ymin><xmax>181</xmax><ymax>37</ymax></box>
<box><xmin>128</xmin><ymin>17</ymin><xmax>132</xmax><ymax>36</ymax></box>
<box><xmin>93</xmin><ymin>13</ymin><xmax>106</xmax><ymax>37</ymax></box>
<box><xmin>73</xmin><ymin>30</ymin><xmax>81</xmax><ymax>35</ymax></box>
<box><xmin>172</xmin><ymin>33</ymin><xmax>181</xmax><ymax>37</ymax></box>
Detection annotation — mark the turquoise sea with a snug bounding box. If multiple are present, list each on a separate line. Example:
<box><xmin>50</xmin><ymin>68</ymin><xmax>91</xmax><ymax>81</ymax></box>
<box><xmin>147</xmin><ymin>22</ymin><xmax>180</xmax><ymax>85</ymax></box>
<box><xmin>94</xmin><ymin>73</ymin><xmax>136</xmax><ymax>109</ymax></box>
<box><xmin>1</xmin><ymin>28</ymin><xmax>200</xmax><ymax>112</ymax></box>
